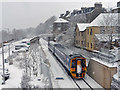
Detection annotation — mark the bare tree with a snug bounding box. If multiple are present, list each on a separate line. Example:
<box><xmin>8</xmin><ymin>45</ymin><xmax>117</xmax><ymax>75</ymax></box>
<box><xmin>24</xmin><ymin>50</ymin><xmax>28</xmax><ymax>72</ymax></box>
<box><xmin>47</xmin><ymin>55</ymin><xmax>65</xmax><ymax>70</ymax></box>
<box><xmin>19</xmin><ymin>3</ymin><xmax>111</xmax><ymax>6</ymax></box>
<box><xmin>99</xmin><ymin>13</ymin><xmax>119</xmax><ymax>50</ymax></box>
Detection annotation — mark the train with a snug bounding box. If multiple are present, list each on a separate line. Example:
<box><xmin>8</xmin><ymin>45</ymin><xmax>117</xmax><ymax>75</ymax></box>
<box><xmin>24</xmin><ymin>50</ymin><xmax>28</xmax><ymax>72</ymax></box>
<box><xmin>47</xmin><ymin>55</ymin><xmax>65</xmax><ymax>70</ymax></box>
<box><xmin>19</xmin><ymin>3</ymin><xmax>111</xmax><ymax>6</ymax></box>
<box><xmin>48</xmin><ymin>41</ymin><xmax>87</xmax><ymax>79</ymax></box>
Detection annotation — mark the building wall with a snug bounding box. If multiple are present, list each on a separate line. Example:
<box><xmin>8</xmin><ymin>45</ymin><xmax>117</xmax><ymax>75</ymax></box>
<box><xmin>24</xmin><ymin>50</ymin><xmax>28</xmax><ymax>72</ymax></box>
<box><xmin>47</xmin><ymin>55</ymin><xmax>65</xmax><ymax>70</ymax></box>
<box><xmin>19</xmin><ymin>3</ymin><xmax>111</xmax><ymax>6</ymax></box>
<box><xmin>75</xmin><ymin>26</ymin><xmax>86</xmax><ymax>48</ymax></box>
<box><xmin>85</xmin><ymin>26</ymin><xmax>100</xmax><ymax>51</ymax></box>
<box><xmin>87</xmin><ymin>59</ymin><xmax>117</xmax><ymax>88</ymax></box>
<box><xmin>79</xmin><ymin>31</ymin><xmax>86</xmax><ymax>48</ymax></box>
<box><xmin>75</xmin><ymin>26</ymin><xmax>80</xmax><ymax>47</ymax></box>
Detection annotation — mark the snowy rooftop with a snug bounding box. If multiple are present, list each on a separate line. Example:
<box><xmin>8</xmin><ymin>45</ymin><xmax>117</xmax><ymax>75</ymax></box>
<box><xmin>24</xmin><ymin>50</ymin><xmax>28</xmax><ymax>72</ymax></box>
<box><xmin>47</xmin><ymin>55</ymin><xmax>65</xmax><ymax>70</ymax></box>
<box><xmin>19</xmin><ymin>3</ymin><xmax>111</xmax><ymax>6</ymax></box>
<box><xmin>77</xmin><ymin>23</ymin><xmax>90</xmax><ymax>32</ymax></box>
<box><xmin>95</xmin><ymin>34</ymin><xmax>119</xmax><ymax>42</ymax></box>
<box><xmin>91</xmin><ymin>58</ymin><xmax>118</xmax><ymax>68</ymax></box>
<box><xmin>54</xmin><ymin>18</ymin><xmax>69</xmax><ymax>23</ymax></box>
<box><xmin>112</xmin><ymin>6</ymin><xmax>120</xmax><ymax>10</ymax></box>
<box><xmin>89</xmin><ymin>13</ymin><xmax>120</xmax><ymax>26</ymax></box>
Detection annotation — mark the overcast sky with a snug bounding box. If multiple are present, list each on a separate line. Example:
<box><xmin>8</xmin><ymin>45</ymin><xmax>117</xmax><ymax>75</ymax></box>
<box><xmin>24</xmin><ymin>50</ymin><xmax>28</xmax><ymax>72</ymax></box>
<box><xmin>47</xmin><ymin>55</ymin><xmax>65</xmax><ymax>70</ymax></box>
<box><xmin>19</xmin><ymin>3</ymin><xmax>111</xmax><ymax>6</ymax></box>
<box><xmin>0</xmin><ymin>0</ymin><xmax>120</xmax><ymax>31</ymax></box>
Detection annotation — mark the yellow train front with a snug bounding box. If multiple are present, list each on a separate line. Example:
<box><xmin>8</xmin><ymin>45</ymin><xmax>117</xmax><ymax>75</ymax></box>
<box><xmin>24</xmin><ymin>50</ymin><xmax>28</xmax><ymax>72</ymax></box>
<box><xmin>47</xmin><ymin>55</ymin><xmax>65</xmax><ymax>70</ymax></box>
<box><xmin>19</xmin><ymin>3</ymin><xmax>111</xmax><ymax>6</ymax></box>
<box><xmin>69</xmin><ymin>55</ymin><xmax>87</xmax><ymax>79</ymax></box>
<box><xmin>48</xmin><ymin>41</ymin><xmax>87</xmax><ymax>79</ymax></box>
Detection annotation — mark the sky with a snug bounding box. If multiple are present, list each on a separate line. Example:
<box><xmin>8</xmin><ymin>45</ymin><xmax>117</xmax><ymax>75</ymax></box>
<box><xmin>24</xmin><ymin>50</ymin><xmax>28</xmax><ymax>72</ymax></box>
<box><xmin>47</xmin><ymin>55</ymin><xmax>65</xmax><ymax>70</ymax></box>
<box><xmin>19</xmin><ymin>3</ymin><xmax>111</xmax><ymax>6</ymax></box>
<box><xmin>0</xmin><ymin>0</ymin><xmax>120</xmax><ymax>31</ymax></box>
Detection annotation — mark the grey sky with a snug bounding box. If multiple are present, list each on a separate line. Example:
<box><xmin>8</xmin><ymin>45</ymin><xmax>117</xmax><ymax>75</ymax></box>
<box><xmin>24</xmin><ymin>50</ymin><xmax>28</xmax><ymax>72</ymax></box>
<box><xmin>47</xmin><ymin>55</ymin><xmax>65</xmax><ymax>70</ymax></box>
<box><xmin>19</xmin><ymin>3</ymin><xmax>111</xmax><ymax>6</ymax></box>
<box><xmin>0</xmin><ymin>0</ymin><xmax>120</xmax><ymax>31</ymax></box>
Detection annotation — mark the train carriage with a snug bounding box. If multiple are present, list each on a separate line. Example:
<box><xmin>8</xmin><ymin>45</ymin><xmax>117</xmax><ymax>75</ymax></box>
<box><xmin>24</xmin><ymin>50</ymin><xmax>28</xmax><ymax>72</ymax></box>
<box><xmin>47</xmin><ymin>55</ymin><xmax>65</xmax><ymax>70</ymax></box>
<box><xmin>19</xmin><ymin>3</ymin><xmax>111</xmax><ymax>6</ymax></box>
<box><xmin>48</xmin><ymin>41</ymin><xmax>87</xmax><ymax>79</ymax></box>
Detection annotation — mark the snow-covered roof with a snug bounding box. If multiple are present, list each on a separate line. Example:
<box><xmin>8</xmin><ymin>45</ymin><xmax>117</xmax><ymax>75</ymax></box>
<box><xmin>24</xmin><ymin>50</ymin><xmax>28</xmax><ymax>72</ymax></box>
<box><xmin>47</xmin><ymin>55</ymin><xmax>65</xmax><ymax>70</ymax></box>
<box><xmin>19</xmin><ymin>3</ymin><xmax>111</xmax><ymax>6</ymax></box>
<box><xmin>91</xmin><ymin>57</ymin><xmax>118</xmax><ymax>67</ymax></box>
<box><xmin>77</xmin><ymin>23</ymin><xmax>90</xmax><ymax>32</ymax></box>
<box><xmin>89</xmin><ymin>13</ymin><xmax>120</xmax><ymax>26</ymax></box>
<box><xmin>95</xmin><ymin>34</ymin><xmax>119</xmax><ymax>42</ymax></box>
<box><xmin>112</xmin><ymin>6</ymin><xmax>120</xmax><ymax>10</ymax></box>
<box><xmin>54</xmin><ymin>18</ymin><xmax>69</xmax><ymax>23</ymax></box>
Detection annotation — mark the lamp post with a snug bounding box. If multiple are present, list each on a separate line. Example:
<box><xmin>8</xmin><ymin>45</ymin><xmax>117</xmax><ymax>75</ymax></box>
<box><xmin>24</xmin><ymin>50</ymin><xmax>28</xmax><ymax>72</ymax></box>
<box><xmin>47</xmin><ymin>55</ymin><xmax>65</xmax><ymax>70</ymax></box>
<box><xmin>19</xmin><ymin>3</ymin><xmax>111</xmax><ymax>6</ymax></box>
<box><xmin>4</xmin><ymin>28</ymin><xmax>10</xmax><ymax>63</ymax></box>
<box><xmin>1</xmin><ymin>28</ymin><xmax>9</xmax><ymax>84</ymax></box>
<box><xmin>2</xmin><ymin>42</ymin><xmax>5</xmax><ymax>84</ymax></box>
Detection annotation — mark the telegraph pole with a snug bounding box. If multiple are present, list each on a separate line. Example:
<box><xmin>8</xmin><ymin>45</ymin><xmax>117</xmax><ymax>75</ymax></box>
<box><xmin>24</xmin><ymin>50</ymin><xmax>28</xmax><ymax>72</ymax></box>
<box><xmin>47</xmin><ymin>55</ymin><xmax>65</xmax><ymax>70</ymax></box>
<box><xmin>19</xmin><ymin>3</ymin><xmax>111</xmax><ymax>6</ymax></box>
<box><xmin>2</xmin><ymin>42</ymin><xmax>5</xmax><ymax>84</ymax></box>
<box><xmin>8</xmin><ymin>43</ymin><xmax>10</xmax><ymax>64</ymax></box>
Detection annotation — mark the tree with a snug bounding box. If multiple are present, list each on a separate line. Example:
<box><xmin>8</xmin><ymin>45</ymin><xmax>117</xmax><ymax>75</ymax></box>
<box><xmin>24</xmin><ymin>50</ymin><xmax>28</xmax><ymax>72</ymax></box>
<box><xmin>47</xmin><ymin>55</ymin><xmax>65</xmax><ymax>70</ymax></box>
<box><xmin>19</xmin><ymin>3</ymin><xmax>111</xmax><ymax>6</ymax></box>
<box><xmin>99</xmin><ymin>13</ymin><xmax>119</xmax><ymax>50</ymax></box>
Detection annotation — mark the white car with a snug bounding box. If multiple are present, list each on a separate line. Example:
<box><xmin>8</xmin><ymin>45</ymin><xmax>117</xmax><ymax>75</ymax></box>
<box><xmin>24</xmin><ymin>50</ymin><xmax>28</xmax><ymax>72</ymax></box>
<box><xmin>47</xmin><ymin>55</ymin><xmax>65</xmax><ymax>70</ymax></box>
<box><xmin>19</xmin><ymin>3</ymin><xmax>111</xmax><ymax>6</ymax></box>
<box><xmin>12</xmin><ymin>43</ymin><xmax>30</xmax><ymax>53</ymax></box>
<box><xmin>12</xmin><ymin>47</ymin><xmax>28</xmax><ymax>53</ymax></box>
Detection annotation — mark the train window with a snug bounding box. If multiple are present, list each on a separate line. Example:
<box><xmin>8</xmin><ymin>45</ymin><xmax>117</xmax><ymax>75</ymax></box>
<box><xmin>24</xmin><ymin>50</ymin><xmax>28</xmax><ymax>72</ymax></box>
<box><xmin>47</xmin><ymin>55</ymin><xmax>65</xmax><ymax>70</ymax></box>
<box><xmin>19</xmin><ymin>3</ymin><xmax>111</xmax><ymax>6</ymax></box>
<box><xmin>71</xmin><ymin>60</ymin><xmax>75</xmax><ymax>68</ymax></box>
<box><xmin>81</xmin><ymin>60</ymin><xmax>85</xmax><ymax>67</ymax></box>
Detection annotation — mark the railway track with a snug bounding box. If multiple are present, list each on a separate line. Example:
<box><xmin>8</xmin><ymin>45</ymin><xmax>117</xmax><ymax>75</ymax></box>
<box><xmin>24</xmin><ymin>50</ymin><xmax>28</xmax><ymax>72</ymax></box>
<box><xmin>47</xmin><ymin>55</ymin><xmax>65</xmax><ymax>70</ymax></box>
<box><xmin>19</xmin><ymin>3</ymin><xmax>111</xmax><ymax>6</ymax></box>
<box><xmin>70</xmin><ymin>74</ymin><xmax>93</xmax><ymax>90</ymax></box>
<box><xmin>40</xmin><ymin>39</ymin><xmax>96</xmax><ymax>89</ymax></box>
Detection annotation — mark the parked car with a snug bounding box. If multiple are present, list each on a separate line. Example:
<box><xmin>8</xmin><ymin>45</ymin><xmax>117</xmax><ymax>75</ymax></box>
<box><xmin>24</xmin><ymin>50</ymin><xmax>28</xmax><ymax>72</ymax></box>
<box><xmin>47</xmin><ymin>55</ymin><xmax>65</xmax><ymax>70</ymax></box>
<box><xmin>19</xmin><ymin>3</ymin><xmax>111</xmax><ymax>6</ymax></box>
<box><xmin>12</xmin><ymin>47</ymin><xmax>28</xmax><ymax>53</ymax></box>
<box><xmin>15</xmin><ymin>44</ymin><xmax>29</xmax><ymax>50</ymax></box>
<box><xmin>12</xmin><ymin>43</ymin><xmax>30</xmax><ymax>53</ymax></box>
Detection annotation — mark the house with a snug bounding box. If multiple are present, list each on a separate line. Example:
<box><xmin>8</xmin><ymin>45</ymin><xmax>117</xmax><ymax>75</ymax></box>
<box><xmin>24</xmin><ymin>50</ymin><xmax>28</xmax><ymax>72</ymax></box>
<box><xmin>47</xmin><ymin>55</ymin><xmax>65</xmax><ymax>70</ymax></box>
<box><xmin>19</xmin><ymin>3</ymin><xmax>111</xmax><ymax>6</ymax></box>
<box><xmin>86</xmin><ymin>13</ymin><xmax>119</xmax><ymax>51</ymax></box>
<box><xmin>60</xmin><ymin>2</ymin><xmax>106</xmax><ymax>23</ymax></box>
<box><xmin>74</xmin><ymin>13</ymin><xmax>120</xmax><ymax>51</ymax></box>
<box><xmin>53</xmin><ymin>18</ymin><xmax>69</xmax><ymax>38</ymax></box>
<box><xmin>74</xmin><ymin>23</ymin><xmax>89</xmax><ymax>48</ymax></box>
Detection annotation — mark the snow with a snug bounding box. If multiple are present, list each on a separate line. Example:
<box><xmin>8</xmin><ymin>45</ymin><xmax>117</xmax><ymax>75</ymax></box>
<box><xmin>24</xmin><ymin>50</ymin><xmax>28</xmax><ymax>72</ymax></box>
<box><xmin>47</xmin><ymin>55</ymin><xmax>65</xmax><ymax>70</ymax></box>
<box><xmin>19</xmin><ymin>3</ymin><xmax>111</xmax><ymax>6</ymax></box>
<box><xmin>0</xmin><ymin>65</ymin><xmax>23</xmax><ymax>89</ymax></box>
<box><xmin>40</xmin><ymin>38</ymin><xmax>77</xmax><ymax>88</ymax></box>
<box><xmin>95</xmin><ymin>34</ymin><xmax>119</xmax><ymax>42</ymax></box>
<box><xmin>91</xmin><ymin>57</ymin><xmax>117</xmax><ymax>67</ymax></box>
<box><xmin>77</xmin><ymin>23</ymin><xmax>89</xmax><ymax>32</ymax></box>
<box><xmin>54</xmin><ymin>18</ymin><xmax>69</xmax><ymax>23</ymax></box>
<box><xmin>40</xmin><ymin>38</ymin><xmax>103</xmax><ymax>88</ymax></box>
<box><xmin>0</xmin><ymin>38</ymin><xmax>31</xmax><ymax>89</ymax></box>
<box><xmin>89</xmin><ymin>13</ymin><xmax>120</xmax><ymax>26</ymax></box>
<box><xmin>113</xmin><ymin>73</ymin><xmax>120</xmax><ymax>81</ymax></box>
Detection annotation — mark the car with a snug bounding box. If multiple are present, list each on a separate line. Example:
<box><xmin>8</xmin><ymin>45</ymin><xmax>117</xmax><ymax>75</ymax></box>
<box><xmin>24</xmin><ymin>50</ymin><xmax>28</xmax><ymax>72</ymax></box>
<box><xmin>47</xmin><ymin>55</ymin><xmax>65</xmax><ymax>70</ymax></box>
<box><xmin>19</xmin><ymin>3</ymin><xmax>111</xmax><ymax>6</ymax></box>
<box><xmin>15</xmin><ymin>44</ymin><xmax>29</xmax><ymax>50</ymax></box>
<box><xmin>12</xmin><ymin>47</ymin><xmax>28</xmax><ymax>53</ymax></box>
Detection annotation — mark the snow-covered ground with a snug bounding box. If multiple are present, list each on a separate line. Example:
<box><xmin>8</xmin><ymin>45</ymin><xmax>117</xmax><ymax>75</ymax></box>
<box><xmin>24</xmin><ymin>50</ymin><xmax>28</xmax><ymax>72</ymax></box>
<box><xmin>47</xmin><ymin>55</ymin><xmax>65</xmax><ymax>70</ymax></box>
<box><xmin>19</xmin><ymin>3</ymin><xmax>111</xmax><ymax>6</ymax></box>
<box><xmin>0</xmin><ymin>65</ymin><xmax>23</xmax><ymax>89</ymax></box>
<box><xmin>0</xmin><ymin>38</ymin><xmax>30</xmax><ymax>89</ymax></box>
<box><xmin>40</xmin><ymin>38</ymin><xmax>103</xmax><ymax>88</ymax></box>
<box><xmin>0</xmin><ymin>38</ymin><xmax>104</xmax><ymax>89</ymax></box>
<box><xmin>40</xmin><ymin>38</ymin><xmax>77</xmax><ymax>88</ymax></box>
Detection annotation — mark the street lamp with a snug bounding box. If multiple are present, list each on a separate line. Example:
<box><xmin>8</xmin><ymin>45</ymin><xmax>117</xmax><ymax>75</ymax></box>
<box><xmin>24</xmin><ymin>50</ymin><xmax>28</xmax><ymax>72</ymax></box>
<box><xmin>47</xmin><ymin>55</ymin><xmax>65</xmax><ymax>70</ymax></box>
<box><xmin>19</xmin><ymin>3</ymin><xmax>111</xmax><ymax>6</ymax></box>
<box><xmin>1</xmin><ymin>42</ymin><xmax>5</xmax><ymax>84</ymax></box>
<box><xmin>1</xmin><ymin>28</ymin><xmax>9</xmax><ymax>85</ymax></box>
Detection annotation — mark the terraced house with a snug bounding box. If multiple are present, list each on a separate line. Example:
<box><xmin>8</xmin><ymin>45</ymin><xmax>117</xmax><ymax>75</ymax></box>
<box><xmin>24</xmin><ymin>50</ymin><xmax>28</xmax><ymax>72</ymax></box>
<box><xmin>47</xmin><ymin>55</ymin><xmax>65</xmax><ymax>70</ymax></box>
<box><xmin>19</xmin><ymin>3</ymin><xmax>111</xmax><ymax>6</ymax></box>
<box><xmin>75</xmin><ymin>13</ymin><xmax>119</xmax><ymax>51</ymax></box>
<box><xmin>74</xmin><ymin>23</ymin><xmax>89</xmax><ymax>48</ymax></box>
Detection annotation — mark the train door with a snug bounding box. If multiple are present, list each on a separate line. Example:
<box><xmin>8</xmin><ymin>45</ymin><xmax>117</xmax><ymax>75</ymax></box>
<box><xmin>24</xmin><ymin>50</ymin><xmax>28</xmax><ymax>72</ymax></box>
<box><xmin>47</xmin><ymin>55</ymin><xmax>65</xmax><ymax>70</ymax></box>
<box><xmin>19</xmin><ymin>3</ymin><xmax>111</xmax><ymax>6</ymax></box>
<box><xmin>77</xmin><ymin>60</ymin><xmax>82</xmax><ymax>74</ymax></box>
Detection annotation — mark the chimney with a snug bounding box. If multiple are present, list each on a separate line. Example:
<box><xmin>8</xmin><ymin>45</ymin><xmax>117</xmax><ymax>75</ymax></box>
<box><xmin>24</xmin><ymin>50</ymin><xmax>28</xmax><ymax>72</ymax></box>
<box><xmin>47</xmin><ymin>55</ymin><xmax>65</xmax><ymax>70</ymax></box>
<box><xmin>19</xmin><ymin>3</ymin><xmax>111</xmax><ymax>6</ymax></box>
<box><xmin>94</xmin><ymin>2</ymin><xmax>102</xmax><ymax>9</ymax></box>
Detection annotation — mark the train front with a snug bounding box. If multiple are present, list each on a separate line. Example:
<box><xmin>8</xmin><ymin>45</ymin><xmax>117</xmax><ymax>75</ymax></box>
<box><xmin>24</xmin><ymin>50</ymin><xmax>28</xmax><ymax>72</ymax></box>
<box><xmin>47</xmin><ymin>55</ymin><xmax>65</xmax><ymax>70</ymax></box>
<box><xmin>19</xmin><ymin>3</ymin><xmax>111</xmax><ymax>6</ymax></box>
<box><xmin>70</xmin><ymin>55</ymin><xmax>87</xmax><ymax>79</ymax></box>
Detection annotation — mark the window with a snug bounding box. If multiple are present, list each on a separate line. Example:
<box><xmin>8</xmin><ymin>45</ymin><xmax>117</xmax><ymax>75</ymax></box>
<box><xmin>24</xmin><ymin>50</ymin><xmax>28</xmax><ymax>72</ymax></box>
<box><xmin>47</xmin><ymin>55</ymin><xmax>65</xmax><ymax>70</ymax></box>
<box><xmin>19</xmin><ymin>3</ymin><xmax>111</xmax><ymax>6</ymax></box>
<box><xmin>90</xmin><ymin>29</ymin><xmax>92</xmax><ymax>35</ymax></box>
<box><xmin>88</xmin><ymin>29</ymin><xmax>89</xmax><ymax>34</ymax></box>
<box><xmin>79</xmin><ymin>32</ymin><xmax>81</xmax><ymax>36</ymax></box>
<box><xmin>81</xmin><ymin>41</ymin><xmax>84</xmax><ymax>45</ymax></box>
<box><xmin>87</xmin><ymin>42</ymin><xmax>89</xmax><ymax>47</ymax></box>
<box><xmin>91</xmin><ymin>43</ymin><xmax>92</xmax><ymax>48</ymax></box>
<box><xmin>71</xmin><ymin>60</ymin><xmax>75</xmax><ymax>68</ymax></box>
<box><xmin>81</xmin><ymin>32</ymin><xmax>83</xmax><ymax>36</ymax></box>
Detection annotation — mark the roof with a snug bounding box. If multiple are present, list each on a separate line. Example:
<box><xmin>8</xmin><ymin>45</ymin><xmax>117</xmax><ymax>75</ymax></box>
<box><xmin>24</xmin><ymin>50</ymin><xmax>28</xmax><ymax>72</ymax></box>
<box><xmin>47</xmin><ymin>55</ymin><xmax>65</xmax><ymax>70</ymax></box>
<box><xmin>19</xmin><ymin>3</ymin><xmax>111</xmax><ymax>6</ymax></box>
<box><xmin>77</xmin><ymin>23</ymin><xmax>90</xmax><ymax>32</ymax></box>
<box><xmin>90</xmin><ymin>13</ymin><xmax>120</xmax><ymax>26</ymax></box>
<box><xmin>91</xmin><ymin>58</ymin><xmax>117</xmax><ymax>68</ymax></box>
<box><xmin>54</xmin><ymin>18</ymin><xmax>69</xmax><ymax>23</ymax></box>
<box><xmin>95</xmin><ymin>34</ymin><xmax>119</xmax><ymax>42</ymax></box>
